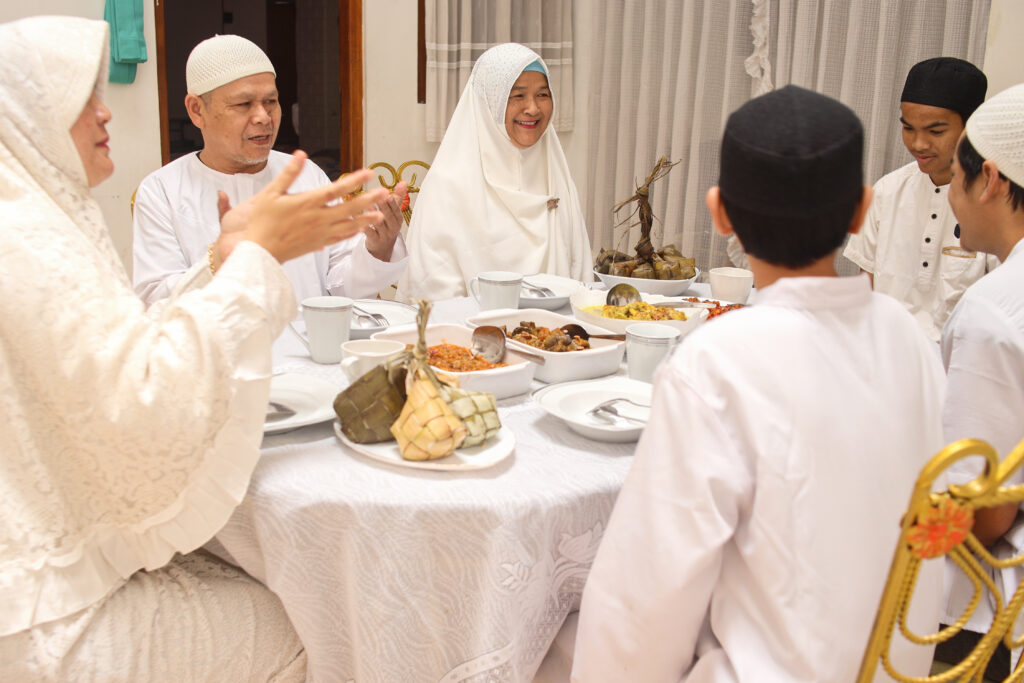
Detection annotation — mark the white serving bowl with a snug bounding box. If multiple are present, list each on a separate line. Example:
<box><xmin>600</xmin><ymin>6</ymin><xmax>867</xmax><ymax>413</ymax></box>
<box><xmin>593</xmin><ymin>266</ymin><xmax>700</xmax><ymax>296</ymax></box>
<box><xmin>464</xmin><ymin>308</ymin><xmax>624</xmax><ymax>384</ymax></box>
<box><xmin>370</xmin><ymin>323</ymin><xmax>535</xmax><ymax>399</ymax></box>
<box><xmin>569</xmin><ymin>289</ymin><xmax>708</xmax><ymax>337</ymax></box>
<box><xmin>518</xmin><ymin>273</ymin><xmax>586</xmax><ymax>310</ymax></box>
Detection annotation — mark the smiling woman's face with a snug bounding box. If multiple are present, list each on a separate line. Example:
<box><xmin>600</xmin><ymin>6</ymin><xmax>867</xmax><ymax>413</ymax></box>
<box><xmin>70</xmin><ymin>93</ymin><xmax>114</xmax><ymax>187</ymax></box>
<box><xmin>504</xmin><ymin>70</ymin><xmax>553</xmax><ymax>149</ymax></box>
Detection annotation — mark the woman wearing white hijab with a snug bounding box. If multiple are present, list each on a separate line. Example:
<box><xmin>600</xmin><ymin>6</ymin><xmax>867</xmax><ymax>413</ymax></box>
<box><xmin>397</xmin><ymin>43</ymin><xmax>593</xmax><ymax>300</ymax></box>
<box><xmin>0</xmin><ymin>16</ymin><xmax>386</xmax><ymax>680</ymax></box>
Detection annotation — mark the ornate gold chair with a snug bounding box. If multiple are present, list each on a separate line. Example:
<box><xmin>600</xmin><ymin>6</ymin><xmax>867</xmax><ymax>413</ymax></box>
<box><xmin>352</xmin><ymin>160</ymin><xmax>430</xmax><ymax>225</ymax></box>
<box><xmin>858</xmin><ymin>437</ymin><xmax>1024</xmax><ymax>682</ymax></box>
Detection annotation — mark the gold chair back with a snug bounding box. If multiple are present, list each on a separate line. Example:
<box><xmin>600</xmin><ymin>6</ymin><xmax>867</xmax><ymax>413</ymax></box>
<box><xmin>366</xmin><ymin>160</ymin><xmax>430</xmax><ymax>225</ymax></box>
<box><xmin>858</xmin><ymin>436</ymin><xmax>1024</xmax><ymax>682</ymax></box>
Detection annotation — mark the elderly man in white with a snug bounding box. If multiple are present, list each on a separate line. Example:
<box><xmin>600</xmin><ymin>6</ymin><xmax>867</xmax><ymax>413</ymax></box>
<box><xmin>133</xmin><ymin>34</ymin><xmax>408</xmax><ymax>305</ymax></box>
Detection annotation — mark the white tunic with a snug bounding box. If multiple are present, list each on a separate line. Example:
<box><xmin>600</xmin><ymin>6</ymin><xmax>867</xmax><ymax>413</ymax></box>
<box><xmin>844</xmin><ymin>161</ymin><xmax>994</xmax><ymax>342</ymax></box>
<box><xmin>133</xmin><ymin>150</ymin><xmax>408</xmax><ymax>305</ymax></box>
<box><xmin>0</xmin><ymin>16</ymin><xmax>300</xmax><ymax>676</ymax></box>
<box><xmin>940</xmin><ymin>237</ymin><xmax>1024</xmax><ymax>633</ymax></box>
<box><xmin>396</xmin><ymin>43</ymin><xmax>592</xmax><ymax>301</ymax></box>
<box><xmin>572</xmin><ymin>275</ymin><xmax>946</xmax><ymax>682</ymax></box>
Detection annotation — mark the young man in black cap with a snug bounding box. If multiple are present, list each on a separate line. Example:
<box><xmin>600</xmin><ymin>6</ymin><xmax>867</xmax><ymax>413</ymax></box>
<box><xmin>571</xmin><ymin>86</ymin><xmax>946</xmax><ymax>681</ymax></box>
<box><xmin>844</xmin><ymin>57</ymin><xmax>994</xmax><ymax>343</ymax></box>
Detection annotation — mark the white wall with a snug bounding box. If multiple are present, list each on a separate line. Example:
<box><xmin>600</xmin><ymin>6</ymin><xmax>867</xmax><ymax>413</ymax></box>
<box><xmin>985</xmin><ymin>0</ymin><xmax>1024</xmax><ymax>97</ymax></box>
<box><xmin>0</xmin><ymin>4</ymin><xmax>162</xmax><ymax>272</ymax></box>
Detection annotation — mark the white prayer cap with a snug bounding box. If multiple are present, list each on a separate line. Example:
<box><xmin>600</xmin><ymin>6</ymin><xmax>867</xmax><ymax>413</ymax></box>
<box><xmin>186</xmin><ymin>34</ymin><xmax>276</xmax><ymax>96</ymax></box>
<box><xmin>965</xmin><ymin>83</ymin><xmax>1024</xmax><ymax>187</ymax></box>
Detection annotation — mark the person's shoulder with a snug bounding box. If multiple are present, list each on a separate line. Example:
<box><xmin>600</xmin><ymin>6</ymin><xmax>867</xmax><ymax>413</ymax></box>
<box><xmin>873</xmin><ymin>161</ymin><xmax>920</xmax><ymax>194</ymax></box>
<box><xmin>138</xmin><ymin>153</ymin><xmax>195</xmax><ymax>189</ymax></box>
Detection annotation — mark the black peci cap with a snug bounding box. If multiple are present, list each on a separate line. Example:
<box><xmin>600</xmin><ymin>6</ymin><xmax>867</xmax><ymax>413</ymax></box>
<box><xmin>901</xmin><ymin>57</ymin><xmax>987</xmax><ymax>123</ymax></box>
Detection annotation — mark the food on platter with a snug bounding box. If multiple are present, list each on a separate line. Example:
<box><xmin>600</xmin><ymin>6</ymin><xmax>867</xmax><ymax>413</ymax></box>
<box><xmin>584</xmin><ymin>301</ymin><xmax>688</xmax><ymax>321</ymax></box>
<box><xmin>389</xmin><ymin>300</ymin><xmax>501</xmax><ymax>459</ymax></box>
<box><xmin>333</xmin><ymin>363</ymin><xmax>408</xmax><ymax>444</ymax></box>
<box><xmin>424</xmin><ymin>342</ymin><xmax>506</xmax><ymax>372</ymax></box>
<box><xmin>501</xmin><ymin>321</ymin><xmax>591</xmax><ymax>352</ymax></box>
<box><xmin>594</xmin><ymin>156</ymin><xmax>697</xmax><ymax>281</ymax></box>
<box><xmin>681</xmin><ymin>297</ymin><xmax>745</xmax><ymax>319</ymax></box>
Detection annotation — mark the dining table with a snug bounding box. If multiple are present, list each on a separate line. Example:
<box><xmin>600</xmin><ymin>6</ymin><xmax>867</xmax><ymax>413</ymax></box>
<box><xmin>209</xmin><ymin>283</ymin><xmax>717</xmax><ymax>683</ymax></box>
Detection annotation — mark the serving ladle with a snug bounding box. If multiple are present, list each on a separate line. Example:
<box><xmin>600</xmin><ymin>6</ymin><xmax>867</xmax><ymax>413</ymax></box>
<box><xmin>470</xmin><ymin>325</ymin><xmax>546</xmax><ymax>365</ymax></box>
<box><xmin>559</xmin><ymin>323</ymin><xmax>625</xmax><ymax>342</ymax></box>
<box><xmin>605</xmin><ymin>282</ymin><xmax>713</xmax><ymax>309</ymax></box>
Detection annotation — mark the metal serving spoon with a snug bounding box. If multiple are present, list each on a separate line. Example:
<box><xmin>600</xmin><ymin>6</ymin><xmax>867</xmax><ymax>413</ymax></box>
<box><xmin>470</xmin><ymin>325</ymin><xmax>546</xmax><ymax>365</ymax></box>
<box><xmin>605</xmin><ymin>283</ymin><xmax>713</xmax><ymax>309</ymax></box>
<box><xmin>559</xmin><ymin>323</ymin><xmax>625</xmax><ymax>342</ymax></box>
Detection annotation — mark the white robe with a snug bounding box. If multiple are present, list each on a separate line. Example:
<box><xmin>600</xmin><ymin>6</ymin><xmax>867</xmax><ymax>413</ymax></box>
<box><xmin>0</xmin><ymin>17</ymin><xmax>303</xmax><ymax>678</ymax></box>
<box><xmin>572</xmin><ymin>275</ymin><xmax>947</xmax><ymax>682</ymax></box>
<box><xmin>396</xmin><ymin>43</ymin><xmax>592</xmax><ymax>301</ymax></box>
<box><xmin>844</xmin><ymin>161</ymin><xmax>995</xmax><ymax>342</ymax></box>
<box><xmin>941</xmin><ymin>236</ymin><xmax>1024</xmax><ymax>635</ymax></box>
<box><xmin>133</xmin><ymin>150</ymin><xmax>408</xmax><ymax>305</ymax></box>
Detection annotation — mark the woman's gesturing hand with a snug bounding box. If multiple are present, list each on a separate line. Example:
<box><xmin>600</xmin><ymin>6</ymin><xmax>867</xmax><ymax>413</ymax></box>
<box><xmin>217</xmin><ymin>151</ymin><xmax>388</xmax><ymax>265</ymax></box>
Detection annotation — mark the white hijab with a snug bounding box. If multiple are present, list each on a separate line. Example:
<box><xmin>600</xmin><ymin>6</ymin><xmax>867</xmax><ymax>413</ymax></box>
<box><xmin>0</xmin><ymin>16</ymin><xmax>288</xmax><ymax>635</ymax></box>
<box><xmin>397</xmin><ymin>43</ymin><xmax>592</xmax><ymax>300</ymax></box>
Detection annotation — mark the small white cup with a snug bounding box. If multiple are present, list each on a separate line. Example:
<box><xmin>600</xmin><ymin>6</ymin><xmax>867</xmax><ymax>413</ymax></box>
<box><xmin>709</xmin><ymin>267</ymin><xmax>754</xmax><ymax>303</ymax></box>
<box><xmin>340</xmin><ymin>339</ymin><xmax>406</xmax><ymax>382</ymax></box>
<box><xmin>626</xmin><ymin>323</ymin><xmax>681</xmax><ymax>383</ymax></box>
<box><xmin>289</xmin><ymin>296</ymin><xmax>352</xmax><ymax>364</ymax></box>
<box><xmin>468</xmin><ymin>271</ymin><xmax>523</xmax><ymax>310</ymax></box>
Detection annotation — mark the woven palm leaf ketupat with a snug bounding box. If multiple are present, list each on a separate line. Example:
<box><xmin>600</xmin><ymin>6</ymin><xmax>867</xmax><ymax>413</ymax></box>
<box><xmin>333</xmin><ymin>361</ymin><xmax>408</xmax><ymax>443</ymax></box>
<box><xmin>595</xmin><ymin>156</ymin><xmax>696</xmax><ymax>281</ymax></box>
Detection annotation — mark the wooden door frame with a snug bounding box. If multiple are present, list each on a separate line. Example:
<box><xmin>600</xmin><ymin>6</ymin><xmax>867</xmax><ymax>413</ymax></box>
<box><xmin>153</xmin><ymin>0</ymin><xmax>363</xmax><ymax>170</ymax></box>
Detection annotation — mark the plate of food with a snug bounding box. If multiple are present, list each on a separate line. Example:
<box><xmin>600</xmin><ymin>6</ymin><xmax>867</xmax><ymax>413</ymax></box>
<box><xmin>532</xmin><ymin>376</ymin><xmax>653</xmax><ymax>442</ymax></box>
<box><xmin>592</xmin><ymin>266</ymin><xmax>700</xmax><ymax>297</ymax></box>
<box><xmin>334</xmin><ymin>421</ymin><xmax>516</xmax><ymax>471</ymax></box>
<box><xmin>265</xmin><ymin>373</ymin><xmax>341</xmax><ymax>434</ymax></box>
<box><xmin>349</xmin><ymin>299</ymin><xmax>419</xmax><ymax>339</ymax></box>
<box><xmin>657</xmin><ymin>295</ymin><xmax>747</xmax><ymax>319</ymax></box>
<box><xmin>371</xmin><ymin>323</ymin><xmax>535</xmax><ymax>398</ymax></box>
<box><xmin>518</xmin><ymin>273</ymin><xmax>586</xmax><ymax>310</ymax></box>
<box><xmin>465</xmin><ymin>308</ymin><xmax>625</xmax><ymax>384</ymax></box>
<box><xmin>569</xmin><ymin>289</ymin><xmax>708</xmax><ymax>336</ymax></box>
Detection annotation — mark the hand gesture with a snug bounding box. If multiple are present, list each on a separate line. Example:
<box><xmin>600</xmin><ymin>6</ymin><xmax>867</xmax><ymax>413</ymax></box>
<box><xmin>364</xmin><ymin>180</ymin><xmax>409</xmax><ymax>262</ymax></box>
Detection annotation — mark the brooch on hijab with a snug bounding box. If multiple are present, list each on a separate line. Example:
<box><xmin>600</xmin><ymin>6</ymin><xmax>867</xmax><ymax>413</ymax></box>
<box><xmin>547</xmin><ymin>197</ymin><xmax>560</xmax><ymax>211</ymax></box>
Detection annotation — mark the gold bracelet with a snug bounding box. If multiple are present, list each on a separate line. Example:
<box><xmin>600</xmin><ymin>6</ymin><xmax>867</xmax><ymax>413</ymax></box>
<box><xmin>207</xmin><ymin>242</ymin><xmax>217</xmax><ymax>275</ymax></box>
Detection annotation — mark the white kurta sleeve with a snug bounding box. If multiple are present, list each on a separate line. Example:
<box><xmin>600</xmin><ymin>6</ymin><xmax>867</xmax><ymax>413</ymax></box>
<box><xmin>843</xmin><ymin>183</ymin><xmax>881</xmax><ymax>273</ymax></box>
<box><xmin>132</xmin><ymin>175</ymin><xmax>191</xmax><ymax>304</ymax></box>
<box><xmin>572</xmin><ymin>364</ymin><xmax>753</xmax><ymax>682</ymax></box>
<box><xmin>323</xmin><ymin>231</ymin><xmax>409</xmax><ymax>299</ymax></box>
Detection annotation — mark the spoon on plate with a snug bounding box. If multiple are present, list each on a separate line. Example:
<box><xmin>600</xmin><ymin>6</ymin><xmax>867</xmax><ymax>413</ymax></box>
<box><xmin>559</xmin><ymin>323</ymin><xmax>625</xmax><ymax>342</ymax></box>
<box><xmin>470</xmin><ymin>325</ymin><xmax>546</xmax><ymax>365</ymax></box>
<box><xmin>605</xmin><ymin>283</ymin><xmax>714</xmax><ymax>309</ymax></box>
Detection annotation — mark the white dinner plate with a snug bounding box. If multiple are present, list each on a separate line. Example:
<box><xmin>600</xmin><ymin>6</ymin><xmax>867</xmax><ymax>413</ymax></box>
<box><xmin>349</xmin><ymin>299</ymin><xmax>419</xmax><ymax>339</ymax></box>
<box><xmin>334</xmin><ymin>422</ymin><xmax>516</xmax><ymax>471</ymax></box>
<box><xmin>532</xmin><ymin>376</ymin><xmax>653</xmax><ymax>442</ymax></box>
<box><xmin>264</xmin><ymin>373</ymin><xmax>341</xmax><ymax>434</ymax></box>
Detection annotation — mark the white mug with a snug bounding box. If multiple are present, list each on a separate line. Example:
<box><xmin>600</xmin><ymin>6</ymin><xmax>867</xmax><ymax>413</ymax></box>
<box><xmin>626</xmin><ymin>323</ymin><xmax>681</xmax><ymax>383</ymax></box>
<box><xmin>340</xmin><ymin>339</ymin><xmax>406</xmax><ymax>382</ymax></box>
<box><xmin>289</xmin><ymin>296</ymin><xmax>352</xmax><ymax>364</ymax></box>
<box><xmin>709</xmin><ymin>267</ymin><xmax>754</xmax><ymax>303</ymax></box>
<box><xmin>468</xmin><ymin>271</ymin><xmax>523</xmax><ymax>311</ymax></box>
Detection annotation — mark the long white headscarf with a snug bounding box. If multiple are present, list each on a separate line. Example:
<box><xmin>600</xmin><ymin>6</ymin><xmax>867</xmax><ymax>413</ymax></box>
<box><xmin>0</xmin><ymin>16</ymin><xmax>292</xmax><ymax>635</ymax></box>
<box><xmin>397</xmin><ymin>43</ymin><xmax>593</xmax><ymax>300</ymax></box>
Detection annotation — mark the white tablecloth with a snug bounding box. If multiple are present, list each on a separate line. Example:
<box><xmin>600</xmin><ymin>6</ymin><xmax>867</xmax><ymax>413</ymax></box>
<box><xmin>212</xmin><ymin>293</ymin><xmax>655</xmax><ymax>683</ymax></box>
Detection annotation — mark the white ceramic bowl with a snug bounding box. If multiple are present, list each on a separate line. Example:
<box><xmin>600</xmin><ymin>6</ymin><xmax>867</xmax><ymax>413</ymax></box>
<box><xmin>532</xmin><ymin>376</ymin><xmax>653</xmax><ymax>443</ymax></box>
<box><xmin>569</xmin><ymin>289</ymin><xmax>708</xmax><ymax>337</ymax></box>
<box><xmin>593</xmin><ymin>266</ymin><xmax>700</xmax><ymax>296</ymax></box>
<box><xmin>518</xmin><ymin>273</ymin><xmax>586</xmax><ymax>311</ymax></box>
<box><xmin>370</xmin><ymin>323</ymin><xmax>535</xmax><ymax>399</ymax></box>
<box><xmin>464</xmin><ymin>308</ymin><xmax>624</xmax><ymax>384</ymax></box>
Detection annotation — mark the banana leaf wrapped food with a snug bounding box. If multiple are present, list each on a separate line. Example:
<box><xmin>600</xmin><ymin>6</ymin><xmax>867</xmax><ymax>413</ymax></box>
<box><xmin>389</xmin><ymin>299</ymin><xmax>501</xmax><ymax>460</ymax></box>
<box><xmin>333</xmin><ymin>362</ymin><xmax>408</xmax><ymax>443</ymax></box>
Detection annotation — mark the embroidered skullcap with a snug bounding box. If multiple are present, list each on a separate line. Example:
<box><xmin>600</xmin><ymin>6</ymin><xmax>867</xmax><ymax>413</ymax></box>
<box><xmin>901</xmin><ymin>57</ymin><xmax>987</xmax><ymax>123</ymax></box>
<box><xmin>186</xmin><ymin>34</ymin><xmax>275</xmax><ymax>96</ymax></box>
<box><xmin>965</xmin><ymin>83</ymin><xmax>1024</xmax><ymax>188</ymax></box>
<box><xmin>719</xmin><ymin>85</ymin><xmax>863</xmax><ymax>218</ymax></box>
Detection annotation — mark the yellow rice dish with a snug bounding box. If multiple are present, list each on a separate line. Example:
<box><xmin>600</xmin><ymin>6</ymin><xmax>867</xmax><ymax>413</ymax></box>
<box><xmin>583</xmin><ymin>301</ymin><xmax>688</xmax><ymax>321</ymax></box>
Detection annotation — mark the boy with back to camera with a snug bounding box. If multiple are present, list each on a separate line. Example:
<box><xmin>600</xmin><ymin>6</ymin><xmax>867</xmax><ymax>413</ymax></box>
<box><xmin>571</xmin><ymin>86</ymin><xmax>947</xmax><ymax>682</ymax></box>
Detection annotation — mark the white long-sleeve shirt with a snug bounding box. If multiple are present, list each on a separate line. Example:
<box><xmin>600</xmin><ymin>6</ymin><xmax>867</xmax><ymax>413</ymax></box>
<box><xmin>844</xmin><ymin>161</ymin><xmax>995</xmax><ymax>342</ymax></box>
<box><xmin>572</xmin><ymin>275</ymin><xmax>946</xmax><ymax>682</ymax></box>
<box><xmin>132</xmin><ymin>151</ymin><xmax>408</xmax><ymax>305</ymax></box>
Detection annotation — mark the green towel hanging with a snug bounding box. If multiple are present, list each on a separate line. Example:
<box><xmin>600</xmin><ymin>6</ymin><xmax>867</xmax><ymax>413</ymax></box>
<box><xmin>105</xmin><ymin>0</ymin><xmax>147</xmax><ymax>85</ymax></box>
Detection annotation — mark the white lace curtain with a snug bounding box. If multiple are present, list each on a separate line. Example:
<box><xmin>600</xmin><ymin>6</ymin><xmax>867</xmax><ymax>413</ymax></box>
<box><xmin>424</xmin><ymin>0</ymin><xmax>574</xmax><ymax>142</ymax></box>
<box><xmin>578</xmin><ymin>0</ymin><xmax>991</xmax><ymax>277</ymax></box>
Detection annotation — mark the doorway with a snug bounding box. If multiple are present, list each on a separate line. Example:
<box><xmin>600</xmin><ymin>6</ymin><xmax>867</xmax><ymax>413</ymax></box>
<box><xmin>155</xmin><ymin>0</ymin><xmax>362</xmax><ymax>177</ymax></box>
